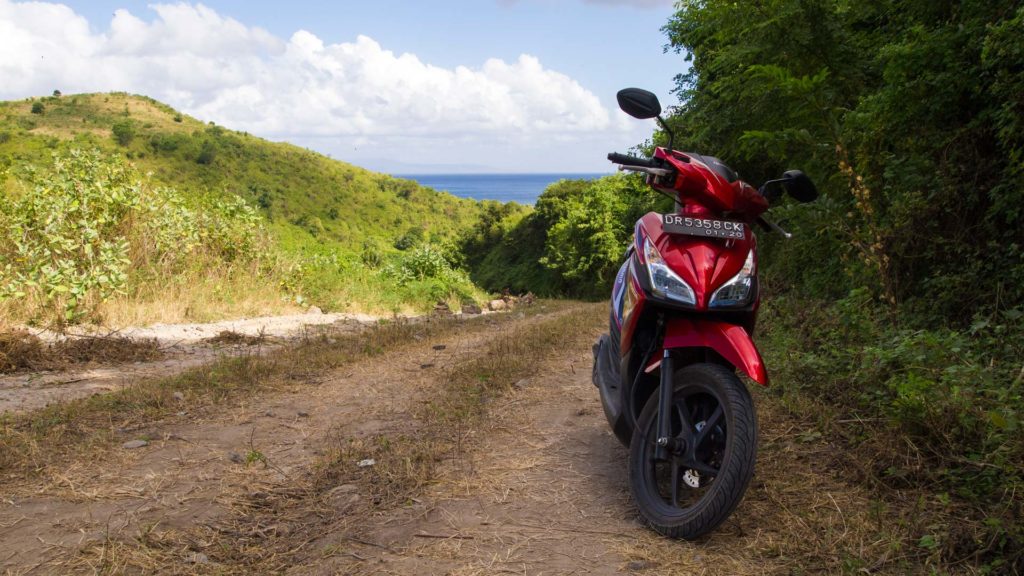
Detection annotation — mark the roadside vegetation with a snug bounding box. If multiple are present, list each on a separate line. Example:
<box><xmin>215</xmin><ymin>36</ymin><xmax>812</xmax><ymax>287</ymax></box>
<box><xmin>460</xmin><ymin>1</ymin><xmax>1024</xmax><ymax>570</ymax></box>
<box><xmin>1</xmin><ymin>3</ymin><xmax>1021</xmax><ymax>571</ymax></box>
<box><xmin>0</xmin><ymin>93</ymin><xmax>488</xmax><ymax>327</ymax></box>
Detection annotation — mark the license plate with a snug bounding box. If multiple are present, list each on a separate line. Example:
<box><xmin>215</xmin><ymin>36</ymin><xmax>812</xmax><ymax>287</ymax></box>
<box><xmin>662</xmin><ymin>214</ymin><xmax>745</xmax><ymax>239</ymax></box>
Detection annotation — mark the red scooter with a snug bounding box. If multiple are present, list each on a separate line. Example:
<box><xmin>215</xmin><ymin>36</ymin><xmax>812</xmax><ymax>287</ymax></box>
<box><xmin>593</xmin><ymin>88</ymin><xmax>817</xmax><ymax>538</ymax></box>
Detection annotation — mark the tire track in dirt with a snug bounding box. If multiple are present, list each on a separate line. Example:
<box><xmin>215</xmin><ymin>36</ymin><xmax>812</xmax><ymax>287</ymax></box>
<box><xmin>310</xmin><ymin>308</ymin><xmax>924</xmax><ymax>575</ymax></box>
<box><xmin>0</xmin><ymin>315</ymin><xmax>379</xmax><ymax>413</ymax></box>
<box><xmin>0</xmin><ymin>306</ymin><xmax>571</xmax><ymax>574</ymax></box>
<box><xmin>2</xmin><ymin>303</ymin><xmax>930</xmax><ymax>574</ymax></box>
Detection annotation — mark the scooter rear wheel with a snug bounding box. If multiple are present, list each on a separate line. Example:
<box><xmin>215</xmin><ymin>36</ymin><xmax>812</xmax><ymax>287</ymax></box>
<box><xmin>628</xmin><ymin>363</ymin><xmax>757</xmax><ymax>539</ymax></box>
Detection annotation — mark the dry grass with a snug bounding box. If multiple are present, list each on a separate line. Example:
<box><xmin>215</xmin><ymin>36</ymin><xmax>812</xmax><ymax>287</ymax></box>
<box><xmin>204</xmin><ymin>330</ymin><xmax>268</xmax><ymax>346</ymax></box>
<box><xmin>80</xmin><ymin>303</ymin><xmax>602</xmax><ymax>573</ymax></box>
<box><xmin>0</xmin><ymin>330</ymin><xmax>162</xmax><ymax>374</ymax></box>
<box><xmin>0</xmin><ymin>302</ymin><xmax>567</xmax><ymax>482</ymax></box>
<box><xmin>761</xmin><ymin>390</ymin><xmax>1022</xmax><ymax>573</ymax></box>
<box><xmin>92</xmin><ymin>270</ymin><xmax>304</xmax><ymax>327</ymax></box>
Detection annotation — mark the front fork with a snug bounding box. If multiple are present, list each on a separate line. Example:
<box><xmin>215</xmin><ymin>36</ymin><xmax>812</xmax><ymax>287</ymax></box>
<box><xmin>654</xmin><ymin>349</ymin><xmax>674</xmax><ymax>461</ymax></box>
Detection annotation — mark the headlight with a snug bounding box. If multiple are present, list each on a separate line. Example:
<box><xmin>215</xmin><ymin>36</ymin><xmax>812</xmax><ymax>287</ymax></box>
<box><xmin>643</xmin><ymin>237</ymin><xmax>696</xmax><ymax>305</ymax></box>
<box><xmin>709</xmin><ymin>249</ymin><xmax>756</xmax><ymax>308</ymax></box>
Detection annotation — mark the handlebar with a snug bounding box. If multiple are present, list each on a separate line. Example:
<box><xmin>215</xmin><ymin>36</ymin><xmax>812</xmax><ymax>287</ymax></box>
<box><xmin>757</xmin><ymin>216</ymin><xmax>792</xmax><ymax>239</ymax></box>
<box><xmin>607</xmin><ymin>152</ymin><xmax>656</xmax><ymax>168</ymax></box>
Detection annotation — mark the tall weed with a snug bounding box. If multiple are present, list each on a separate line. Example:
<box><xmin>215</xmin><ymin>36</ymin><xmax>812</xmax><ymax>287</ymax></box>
<box><xmin>0</xmin><ymin>149</ymin><xmax>269</xmax><ymax>326</ymax></box>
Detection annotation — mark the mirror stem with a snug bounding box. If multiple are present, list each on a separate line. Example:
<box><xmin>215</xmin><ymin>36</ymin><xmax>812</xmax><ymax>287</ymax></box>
<box><xmin>657</xmin><ymin>115</ymin><xmax>675</xmax><ymax>152</ymax></box>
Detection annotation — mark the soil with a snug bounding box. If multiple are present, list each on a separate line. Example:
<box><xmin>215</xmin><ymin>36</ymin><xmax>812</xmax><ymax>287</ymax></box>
<box><xmin>1</xmin><ymin>310</ymin><xmax>454</xmax><ymax>413</ymax></box>
<box><xmin>0</xmin><ymin>304</ymin><xmax>929</xmax><ymax>574</ymax></box>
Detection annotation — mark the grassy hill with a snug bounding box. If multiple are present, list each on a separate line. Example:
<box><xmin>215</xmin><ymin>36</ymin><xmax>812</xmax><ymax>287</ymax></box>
<box><xmin>0</xmin><ymin>92</ymin><xmax>481</xmax><ymax>249</ymax></box>
<box><xmin>0</xmin><ymin>92</ymin><xmax>490</xmax><ymax>326</ymax></box>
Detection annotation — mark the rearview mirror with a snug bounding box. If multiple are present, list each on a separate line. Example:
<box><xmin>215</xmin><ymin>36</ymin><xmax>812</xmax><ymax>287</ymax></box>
<box><xmin>617</xmin><ymin>88</ymin><xmax>662</xmax><ymax>120</ymax></box>
<box><xmin>781</xmin><ymin>170</ymin><xmax>818</xmax><ymax>203</ymax></box>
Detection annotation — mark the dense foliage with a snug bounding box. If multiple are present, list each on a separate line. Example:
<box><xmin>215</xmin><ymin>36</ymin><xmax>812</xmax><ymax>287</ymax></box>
<box><xmin>462</xmin><ymin>174</ymin><xmax>669</xmax><ymax>298</ymax></box>
<box><xmin>0</xmin><ymin>150</ymin><xmax>267</xmax><ymax>324</ymax></box>
<box><xmin>662</xmin><ymin>1</ymin><xmax>1023</xmax><ymax>567</ymax></box>
<box><xmin>464</xmin><ymin>0</ymin><xmax>1023</xmax><ymax>568</ymax></box>
<box><xmin>664</xmin><ymin>0</ymin><xmax>1024</xmax><ymax>321</ymax></box>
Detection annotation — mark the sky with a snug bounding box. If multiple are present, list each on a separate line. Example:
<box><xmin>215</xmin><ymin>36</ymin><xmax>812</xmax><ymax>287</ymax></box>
<box><xmin>0</xmin><ymin>0</ymin><xmax>686</xmax><ymax>173</ymax></box>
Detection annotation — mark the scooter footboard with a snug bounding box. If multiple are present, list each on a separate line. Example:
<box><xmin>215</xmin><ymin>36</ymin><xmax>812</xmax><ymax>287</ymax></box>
<box><xmin>645</xmin><ymin>318</ymin><xmax>768</xmax><ymax>386</ymax></box>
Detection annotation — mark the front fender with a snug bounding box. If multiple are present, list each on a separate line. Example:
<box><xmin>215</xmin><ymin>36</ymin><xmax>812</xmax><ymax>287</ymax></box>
<box><xmin>644</xmin><ymin>318</ymin><xmax>768</xmax><ymax>386</ymax></box>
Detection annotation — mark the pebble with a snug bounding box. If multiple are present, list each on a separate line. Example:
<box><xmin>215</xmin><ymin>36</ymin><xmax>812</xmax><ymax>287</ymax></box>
<box><xmin>357</xmin><ymin>458</ymin><xmax>376</xmax><ymax>468</ymax></box>
<box><xmin>513</xmin><ymin>378</ymin><xmax>530</xmax><ymax>390</ymax></box>
<box><xmin>228</xmin><ymin>451</ymin><xmax>244</xmax><ymax>463</ymax></box>
<box><xmin>172</xmin><ymin>391</ymin><xmax>184</xmax><ymax>401</ymax></box>
<box><xmin>297</xmin><ymin>411</ymin><xmax>310</xmax><ymax>418</ymax></box>
<box><xmin>122</xmin><ymin>439</ymin><xmax>148</xmax><ymax>449</ymax></box>
<box><xmin>186</xmin><ymin>552</ymin><xmax>209</xmax><ymax>564</ymax></box>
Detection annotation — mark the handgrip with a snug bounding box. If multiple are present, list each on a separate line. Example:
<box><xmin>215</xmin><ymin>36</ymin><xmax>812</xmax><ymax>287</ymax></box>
<box><xmin>607</xmin><ymin>152</ymin><xmax>655</xmax><ymax>168</ymax></box>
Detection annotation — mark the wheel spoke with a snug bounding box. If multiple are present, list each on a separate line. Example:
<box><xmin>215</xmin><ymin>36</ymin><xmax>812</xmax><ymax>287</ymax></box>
<box><xmin>685</xmin><ymin>459</ymin><xmax>719</xmax><ymax>477</ymax></box>
<box><xmin>670</xmin><ymin>460</ymin><xmax>680</xmax><ymax>507</ymax></box>
<box><xmin>675</xmin><ymin>401</ymin><xmax>696</xmax><ymax>440</ymax></box>
<box><xmin>693</xmin><ymin>405</ymin><xmax>723</xmax><ymax>448</ymax></box>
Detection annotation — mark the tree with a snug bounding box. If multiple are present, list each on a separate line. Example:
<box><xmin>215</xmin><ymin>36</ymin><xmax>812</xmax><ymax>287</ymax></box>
<box><xmin>111</xmin><ymin>120</ymin><xmax>135</xmax><ymax>146</ymax></box>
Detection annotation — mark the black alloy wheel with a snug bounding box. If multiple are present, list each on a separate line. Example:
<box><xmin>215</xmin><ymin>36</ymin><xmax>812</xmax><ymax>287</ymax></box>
<box><xmin>628</xmin><ymin>363</ymin><xmax>757</xmax><ymax>539</ymax></box>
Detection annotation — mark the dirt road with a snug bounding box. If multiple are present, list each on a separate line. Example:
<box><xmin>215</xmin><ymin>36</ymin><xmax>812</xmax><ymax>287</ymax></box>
<box><xmin>0</xmin><ymin>311</ymin><xmax>383</xmax><ymax>413</ymax></box>
<box><xmin>0</xmin><ymin>303</ymin><xmax>927</xmax><ymax>575</ymax></box>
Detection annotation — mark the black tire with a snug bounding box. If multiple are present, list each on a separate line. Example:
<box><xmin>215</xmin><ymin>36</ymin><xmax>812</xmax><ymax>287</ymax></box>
<box><xmin>628</xmin><ymin>363</ymin><xmax>757</xmax><ymax>539</ymax></box>
<box><xmin>594</xmin><ymin>331</ymin><xmax>632</xmax><ymax>447</ymax></box>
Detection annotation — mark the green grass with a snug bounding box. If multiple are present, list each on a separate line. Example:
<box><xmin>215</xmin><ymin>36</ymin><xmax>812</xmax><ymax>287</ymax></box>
<box><xmin>0</xmin><ymin>92</ymin><xmax>483</xmax><ymax>254</ymax></box>
<box><xmin>0</xmin><ymin>92</ymin><xmax>497</xmax><ymax>323</ymax></box>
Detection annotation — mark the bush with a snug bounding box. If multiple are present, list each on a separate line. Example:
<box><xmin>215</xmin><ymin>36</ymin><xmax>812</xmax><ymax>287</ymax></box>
<box><xmin>111</xmin><ymin>120</ymin><xmax>135</xmax><ymax>146</ymax></box>
<box><xmin>0</xmin><ymin>149</ymin><xmax>267</xmax><ymax>325</ymax></box>
<box><xmin>393</xmin><ymin>227</ymin><xmax>424</xmax><ymax>250</ymax></box>
<box><xmin>30</xmin><ymin>102</ymin><xmax>44</xmax><ymax>115</ymax></box>
<box><xmin>196</xmin><ymin>139</ymin><xmax>216</xmax><ymax>164</ymax></box>
<box><xmin>383</xmin><ymin>244</ymin><xmax>478</xmax><ymax>303</ymax></box>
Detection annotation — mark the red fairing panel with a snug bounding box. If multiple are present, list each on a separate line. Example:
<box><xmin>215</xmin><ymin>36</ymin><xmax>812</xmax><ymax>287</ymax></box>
<box><xmin>638</xmin><ymin>213</ymin><xmax>755</xmax><ymax>311</ymax></box>
<box><xmin>646</xmin><ymin>317</ymin><xmax>769</xmax><ymax>386</ymax></box>
<box><xmin>651</xmin><ymin>148</ymin><xmax>769</xmax><ymax>219</ymax></box>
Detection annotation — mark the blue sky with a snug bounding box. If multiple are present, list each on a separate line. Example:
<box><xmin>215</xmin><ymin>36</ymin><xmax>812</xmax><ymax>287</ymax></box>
<box><xmin>0</xmin><ymin>0</ymin><xmax>687</xmax><ymax>172</ymax></box>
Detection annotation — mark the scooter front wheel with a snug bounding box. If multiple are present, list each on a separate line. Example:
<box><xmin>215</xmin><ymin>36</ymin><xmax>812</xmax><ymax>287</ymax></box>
<box><xmin>628</xmin><ymin>363</ymin><xmax>757</xmax><ymax>539</ymax></box>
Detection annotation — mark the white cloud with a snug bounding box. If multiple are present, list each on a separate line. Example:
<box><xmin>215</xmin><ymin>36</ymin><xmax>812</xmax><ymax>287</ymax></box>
<box><xmin>0</xmin><ymin>1</ymin><xmax>619</xmax><ymax>144</ymax></box>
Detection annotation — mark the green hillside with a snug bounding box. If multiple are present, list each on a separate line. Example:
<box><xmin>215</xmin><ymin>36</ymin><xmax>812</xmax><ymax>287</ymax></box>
<box><xmin>0</xmin><ymin>92</ymin><xmax>480</xmax><ymax>250</ymax></box>
<box><xmin>0</xmin><ymin>92</ymin><xmax>489</xmax><ymax>325</ymax></box>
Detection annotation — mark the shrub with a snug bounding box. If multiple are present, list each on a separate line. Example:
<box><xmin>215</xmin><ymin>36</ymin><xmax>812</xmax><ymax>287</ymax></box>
<box><xmin>30</xmin><ymin>102</ymin><xmax>44</xmax><ymax>115</ymax></box>
<box><xmin>0</xmin><ymin>149</ymin><xmax>267</xmax><ymax>325</ymax></box>
<box><xmin>394</xmin><ymin>227</ymin><xmax>424</xmax><ymax>250</ymax></box>
<box><xmin>196</xmin><ymin>139</ymin><xmax>216</xmax><ymax>164</ymax></box>
<box><xmin>111</xmin><ymin>120</ymin><xmax>135</xmax><ymax>146</ymax></box>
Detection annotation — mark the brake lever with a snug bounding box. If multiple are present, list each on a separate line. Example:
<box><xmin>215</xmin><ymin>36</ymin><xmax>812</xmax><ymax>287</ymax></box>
<box><xmin>617</xmin><ymin>165</ymin><xmax>672</xmax><ymax>177</ymax></box>
<box><xmin>757</xmin><ymin>217</ymin><xmax>792</xmax><ymax>239</ymax></box>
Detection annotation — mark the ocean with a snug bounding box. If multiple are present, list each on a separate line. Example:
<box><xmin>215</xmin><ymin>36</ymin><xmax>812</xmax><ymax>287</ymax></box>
<box><xmin>396</xmin><ymin>173</ymin><xmax>606</xmax><ymax>205</ymax></box>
